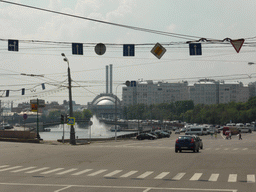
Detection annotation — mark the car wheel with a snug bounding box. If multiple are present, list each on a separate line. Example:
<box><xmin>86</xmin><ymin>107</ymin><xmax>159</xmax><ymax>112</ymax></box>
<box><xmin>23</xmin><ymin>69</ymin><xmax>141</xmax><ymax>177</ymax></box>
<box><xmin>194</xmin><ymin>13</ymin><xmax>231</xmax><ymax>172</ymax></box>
<box><xmin>193</xmin><ymin>149</ymin><xmax>196</xmax><ymax>153</ymax></box>
<box><xmin>200</xmin><ymin>146</ymin><xmax>203</xmax><ymax>149</ymax></box>
<box><xmin>197</xmin><ymin>148</ymin><xmax>200</xmax><ymax>153</ymax></box>
<box><xmin>179</xmin><ymin>150</ymin><xmax>182</xmax><ymax>153</ymax></box>
<box><xmin>150</xmin><ymin>137</ymin><xmax>153</xmax><ymax>140</ymax></box>
<box><xmin>175</xmin><ymin>149</ymin><xmax>178</xmax><ymax>153</ymax></box>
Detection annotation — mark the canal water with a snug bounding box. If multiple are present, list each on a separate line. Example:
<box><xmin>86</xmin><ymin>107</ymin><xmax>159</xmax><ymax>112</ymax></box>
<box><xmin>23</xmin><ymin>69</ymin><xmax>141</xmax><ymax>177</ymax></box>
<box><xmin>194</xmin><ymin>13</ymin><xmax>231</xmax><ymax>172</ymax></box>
<box><xmin>39</xmin><ymin>116</ymin><xmax>135</xmax><ymax>141</ymax></box>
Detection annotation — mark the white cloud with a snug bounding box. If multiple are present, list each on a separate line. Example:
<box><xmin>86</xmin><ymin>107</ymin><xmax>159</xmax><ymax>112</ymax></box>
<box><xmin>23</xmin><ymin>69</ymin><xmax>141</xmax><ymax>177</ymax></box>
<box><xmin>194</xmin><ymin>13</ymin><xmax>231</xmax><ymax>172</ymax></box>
<box><xmin>166</xmin><ymin>24</ymin><xmax>177</xmax><ymax>33</ymax></box>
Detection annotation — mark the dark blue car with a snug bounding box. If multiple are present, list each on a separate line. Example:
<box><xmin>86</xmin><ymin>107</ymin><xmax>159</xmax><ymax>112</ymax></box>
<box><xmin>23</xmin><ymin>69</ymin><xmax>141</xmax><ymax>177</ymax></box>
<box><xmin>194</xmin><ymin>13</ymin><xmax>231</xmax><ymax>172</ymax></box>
<box><xmin>175</xmin><ymin>135</ymin><xmax>200</xmax><ymax>153</ymax></box>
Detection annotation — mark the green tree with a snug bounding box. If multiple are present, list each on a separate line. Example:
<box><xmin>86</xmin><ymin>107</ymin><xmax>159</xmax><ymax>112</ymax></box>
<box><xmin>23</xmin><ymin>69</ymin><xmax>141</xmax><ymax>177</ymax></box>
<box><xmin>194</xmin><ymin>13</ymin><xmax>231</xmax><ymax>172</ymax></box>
<box><xmin>82</xmin><ymin>109</ymin><xmax>93</xmax><ymax>121</ymax></box>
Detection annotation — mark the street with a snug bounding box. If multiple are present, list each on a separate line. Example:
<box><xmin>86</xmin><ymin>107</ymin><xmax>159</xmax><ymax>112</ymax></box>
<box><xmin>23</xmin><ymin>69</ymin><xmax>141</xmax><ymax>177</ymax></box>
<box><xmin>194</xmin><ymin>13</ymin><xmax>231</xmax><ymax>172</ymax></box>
<box><xmin>0</xmin><ymin>132</ymin><xmax>255</xmax><ymax>192</ymax></box>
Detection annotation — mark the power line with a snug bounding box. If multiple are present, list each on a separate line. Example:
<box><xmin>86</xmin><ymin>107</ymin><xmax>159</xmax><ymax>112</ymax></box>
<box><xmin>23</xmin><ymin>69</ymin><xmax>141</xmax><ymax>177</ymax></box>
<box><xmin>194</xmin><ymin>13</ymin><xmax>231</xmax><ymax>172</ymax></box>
<box><xmin>0</xmin><ymin>0</ymin><xmax>206</xmax><ymax>40</ymax></box>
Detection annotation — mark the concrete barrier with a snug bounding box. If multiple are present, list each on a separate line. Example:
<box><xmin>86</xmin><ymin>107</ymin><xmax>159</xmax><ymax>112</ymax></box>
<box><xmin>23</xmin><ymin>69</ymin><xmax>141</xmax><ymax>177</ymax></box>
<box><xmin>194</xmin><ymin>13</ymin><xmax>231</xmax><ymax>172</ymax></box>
<box><xmin>0</xmin><ymin>130</ymin><xmax>36</xmax><ymax>139</ymax></box>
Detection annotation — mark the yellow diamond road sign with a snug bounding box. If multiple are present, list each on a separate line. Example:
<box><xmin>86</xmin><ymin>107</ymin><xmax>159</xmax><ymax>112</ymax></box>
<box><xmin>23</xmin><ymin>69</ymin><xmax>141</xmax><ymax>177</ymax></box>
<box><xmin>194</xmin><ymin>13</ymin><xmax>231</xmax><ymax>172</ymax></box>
<box><xmin>67</xmin><ymin>117</ymin><xmax>75</xmax><ymax>125</ymax></box>
<box><xmin>151</xmin><ymin>43</ymin><xmax>166</xmax><ymax>59</ymax></box>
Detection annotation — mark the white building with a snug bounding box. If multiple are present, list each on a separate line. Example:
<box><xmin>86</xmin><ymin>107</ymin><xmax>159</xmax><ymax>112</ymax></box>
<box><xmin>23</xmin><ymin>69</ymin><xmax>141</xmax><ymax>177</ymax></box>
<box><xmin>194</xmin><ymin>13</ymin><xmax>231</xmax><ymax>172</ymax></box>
<box><xmin>122</xmin><ymin>80</ymin><xmax>189</xmax><ymax>106</ymax></box>
<box><xmin>122</xmin><ymin>79</ymin><xmax>250</xmax><ymax>106</ymax></box>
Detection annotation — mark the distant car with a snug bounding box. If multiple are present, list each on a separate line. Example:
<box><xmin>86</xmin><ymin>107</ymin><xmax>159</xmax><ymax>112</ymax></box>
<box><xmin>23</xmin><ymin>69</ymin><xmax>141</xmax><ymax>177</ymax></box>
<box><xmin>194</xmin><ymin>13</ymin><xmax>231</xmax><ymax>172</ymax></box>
<box><xmin>136</xmin><ymin>133</ymin><xmax>157</xmax><ymax>140</ymax></box>
<box><xmin>180</xmin><ymin>128</ymin><xmax>186</xmax><ymax>132</ymax></box>
<box><xmin>191</xmin><ymin>135</ymin><xmax>203</xmax><ymax>149</ymax></box>
<box><xmin>155</xmin><ymin>130</ymin><xmax>170</xmax><ymax>138</ymax></box>
<box><xmin>175</xmin><ymin>130</ymin><xmax>180</xmax><ymax>134</ymax></box>
<box><xmin>175</xmin><ymin>135</ymin><xmax>200</xmax><ymax>153</ymax></box>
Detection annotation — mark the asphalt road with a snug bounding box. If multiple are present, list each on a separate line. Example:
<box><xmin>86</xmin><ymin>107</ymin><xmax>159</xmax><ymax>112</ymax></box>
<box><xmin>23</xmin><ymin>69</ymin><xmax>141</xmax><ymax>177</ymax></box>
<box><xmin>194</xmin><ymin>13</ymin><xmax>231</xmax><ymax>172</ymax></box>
<box><xmin>0</xmin><ymin>131</ymin><xmax>255</xmax><ymax>192</ymax></box>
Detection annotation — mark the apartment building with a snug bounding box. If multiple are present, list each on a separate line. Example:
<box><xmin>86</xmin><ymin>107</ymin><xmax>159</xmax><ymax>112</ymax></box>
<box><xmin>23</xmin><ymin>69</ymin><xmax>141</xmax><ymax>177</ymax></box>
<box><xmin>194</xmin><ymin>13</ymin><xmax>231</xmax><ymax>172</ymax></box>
<box><xmin>122</xmin><ymin>80</ymin><xmax>189</xmax><ymax>106</ymax></box>
<box><xmin>122</xmin><ymin>79</ymin><xmax>250</xmax><ymax>106</ymax></box>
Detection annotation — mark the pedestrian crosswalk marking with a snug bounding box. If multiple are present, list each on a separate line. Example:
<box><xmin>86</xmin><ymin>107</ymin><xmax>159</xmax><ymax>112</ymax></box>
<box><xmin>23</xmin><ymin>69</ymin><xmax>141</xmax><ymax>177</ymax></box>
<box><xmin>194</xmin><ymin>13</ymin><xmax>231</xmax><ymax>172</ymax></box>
<box><xmin>120</xmin><ymin>170</ymin><xmax>138</xmax><ymax>178</ymax></box>
<box><xmin>154</xmin><ymin>172</ymin><xmax>170</xmax><ymax>179</ymax></box>
<box><xmin>25</xmin><ymin>167</ymin><xmax>49</xmax><ymax>173</ymax></box>
<box><xmin>56</xmin><ymin>168</ymin><xmax>77</xmax><ymax>175</ymax></box>
<box><xmin>1</xmin><ymin>165</ymin><xmax>256</xmax><ymax>184</ymax></box>
<box><xmin>190</xmin><ymin>173</ymin><xmax>203</xmax><ymax>181</ymax></box>
<box><xmin>172</xmin><ymin>173</ymin><xmax>186</xmax><ymax>180</ymax></box>
<box><xmin>228</xmin><ymin>174</ymin><xmax>237</xmax><ymax>182</ymax></box>
<box><xmin>0</xmin><ymin>165</ymin><xmax>9</xmax><ymax>169</ymax></box>
<box><xmin>208</xmin><ymin>174</ymin><xmax>219</xmax><ymax>181</ymax></box>
<box><xmin>71</xmin><ymin>169</ymin><xmax>92</xmax><ymax>176</ymax></box>
<box><xmin>247</xmin><ymin>175</ymin><xmax>255</xmax><ymax>183</ymax></box>
<box><xmin>41</xmin><ymin>168</ymin><xmax>64</xmax><ymax>175</ymax></box>
<box><xmin>137</xmin><ymin>171</ymin><xmax>154</xmax><ymax>179</ymax></box>
<box><xmin>11</xmin><ymin>166</ymin><xmax>36</xmax><ymax>173</ymax></box>
<box><xmin>0</xmin><ymin>166</ymin><xmax>22</xmax><ymax>172</ymax></box>
<box><xmin>87</xmin><ymin>169</ymin><xmax>107</xmax><ymax>176</ymax></box>
<box><xmin>104</xmin><ymin>170</ymin><xmax>122</xmax><ymax>177</ymax></box>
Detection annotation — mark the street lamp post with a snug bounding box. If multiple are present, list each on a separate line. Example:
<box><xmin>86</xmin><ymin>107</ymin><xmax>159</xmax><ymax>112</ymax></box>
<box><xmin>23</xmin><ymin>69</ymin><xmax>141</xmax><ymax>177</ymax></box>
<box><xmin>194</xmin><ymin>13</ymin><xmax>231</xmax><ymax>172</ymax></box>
<box><xmin>115</xmin><ymin>83</ymin><xmax>125</xmax><ymax>141</ymax></box>
<box><xmin>61</xmin><ymin>53</ymin><xmax>76</xmax><ymax>145</ymax></box>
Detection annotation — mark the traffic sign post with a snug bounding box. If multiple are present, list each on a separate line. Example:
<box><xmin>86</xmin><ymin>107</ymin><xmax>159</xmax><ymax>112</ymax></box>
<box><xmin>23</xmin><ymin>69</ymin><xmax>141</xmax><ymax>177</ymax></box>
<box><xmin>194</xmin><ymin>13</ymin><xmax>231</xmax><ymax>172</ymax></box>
<box><xmin>230</xmin><ymin>39</ymin><xmax>244</xmax><ymax>53</ymax></box>
<box><xmin>72</xmin><ymin>43</ymin><xmax>83</xmax><ymax>55</ymax></box>
<box><xmin>67</xmin><ymin>117</ymin><xmax>75</xmax><ymax>125</ymax></box>
<box><xmin>151</xmin><ymin>43</ymin><xmax>166</xmax><ymax>59</ymax></box>
<box><xmin>95</xmin><ymin>43</ymin><xmax>106</xmax><ymax>55</ymax></box>
<box><xmin>189</xmin><ymin>43</ymin><xmax>202</xmax><ymax>56</ymax></box>
<box><xmin>123</xmin><ymin>44</ymin><xmax>135</xmax><ymax>56</ymax></box>
<box><xmin>8</xmin><ymin>39</ymin><xmax>19</xmax><ymax>51</ymax></box>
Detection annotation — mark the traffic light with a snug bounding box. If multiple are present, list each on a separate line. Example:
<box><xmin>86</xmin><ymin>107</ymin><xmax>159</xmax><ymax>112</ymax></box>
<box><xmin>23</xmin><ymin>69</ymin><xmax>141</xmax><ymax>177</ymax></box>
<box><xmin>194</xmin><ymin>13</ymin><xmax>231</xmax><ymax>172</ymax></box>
<box><xmin>61</xmin><ymin>114</ymin><xmax>64</xmax><ymax>124</ymax></box>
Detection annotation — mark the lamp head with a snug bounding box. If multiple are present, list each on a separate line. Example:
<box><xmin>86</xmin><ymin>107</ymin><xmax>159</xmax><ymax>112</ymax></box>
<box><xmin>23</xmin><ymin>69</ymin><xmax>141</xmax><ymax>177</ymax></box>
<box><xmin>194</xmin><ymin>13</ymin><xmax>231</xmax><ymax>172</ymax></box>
<box><xmin>61</xmin><ymin>53</ymin><xmax>65</xmax><ymax>57</ymax></box>
<box><xmin>63</xmin><ymin>58</ymin><xmax>68</xmax><ymax>62</ymax></box>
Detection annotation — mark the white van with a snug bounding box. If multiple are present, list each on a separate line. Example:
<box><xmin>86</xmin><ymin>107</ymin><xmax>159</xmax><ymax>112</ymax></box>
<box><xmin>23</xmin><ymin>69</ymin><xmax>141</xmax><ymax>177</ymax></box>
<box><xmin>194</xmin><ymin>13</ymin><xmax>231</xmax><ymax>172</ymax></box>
<box><xmin>185</xmin><ymin>126</ymin><xmax>206</xmax><ymax>136</ymax></box>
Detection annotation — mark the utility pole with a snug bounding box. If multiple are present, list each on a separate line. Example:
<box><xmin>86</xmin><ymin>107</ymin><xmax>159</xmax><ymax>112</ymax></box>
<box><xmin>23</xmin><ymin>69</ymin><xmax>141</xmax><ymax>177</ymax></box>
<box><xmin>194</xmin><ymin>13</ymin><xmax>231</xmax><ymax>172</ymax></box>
<box><xmin>61</xmin><ymin>53</ymin><xmax>76</xmax><ymax>145</ymax></box>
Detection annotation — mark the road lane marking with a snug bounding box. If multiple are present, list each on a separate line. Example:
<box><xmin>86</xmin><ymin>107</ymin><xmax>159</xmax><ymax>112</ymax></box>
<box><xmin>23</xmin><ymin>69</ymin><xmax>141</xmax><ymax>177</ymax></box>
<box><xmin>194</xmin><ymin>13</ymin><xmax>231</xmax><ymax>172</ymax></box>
<box><xmin>0</xmin><ymin>182</ymin><xmax>239</xmax><ymax>192</ymax></box>
<box><xmin>208</xmin><ymin>174</ymin><xmax>219</xmax><ymax>181</ymax></box>
<box><xmin>228</xmin><ymin>174</ymin><xmax>237</xmax><ymax>182</ymax></box>
<box><xmin>56</xmin><ymin>168</ymin><xmax>78</xmax><ymax>175</ymax></box>
<box><xmin>224</xmin><ymin>148</ymin><xmax>229</xmax><ymax>150</ymax></box>
<box><xmin>120</xmin><ymin>170</ymin><xmax>138</xmax><ymax>178</ymax></box>
<box><xmin>172</xmin><ymin>173</ymin><xmax>186</xmax><ymax>180</ymax></box>
<box><xmin>233</xmin><ymin>148</ymin><xmax>239</xmax><ymax>151</ymax></box>
<box><xmin>0</xmin><ymin>165</ymin><xmax>9</xmax><ymax>169</ymax></box>
<box><xmin>242</xmin><ymin>148</ymin><xmax>248</xmax><ymax>150</ymax></box>
<box><xmin>137</xmin><ymin>171</ymin><xmax>154</xmax><ymax>179</ymax></box>
<box><xmin>247</xmin><ymin>175</ymin><xmax>255</xmax><ymax>183</ymax></box>
<box><xmin>25</xmin><ymin>167</ymin><xmax>49</xmax><ymax>173</ymax></box>
<box><xmin>71</xmin><ymin>169</ymin><xmax>93</xmax><ymax>176</ymax></box>
<box><xmin>11</xmin><ymin>167</ymin><xmax>36</xmax><ymax>173</ymax></box>
<box><xmin>0</xmin><ymin>166</ymin><xmax>22</xmax><ymax>172</ymax></box>
<box><xmin>104</xmin><ymin>170</ymin><xmax>122</xmax><ymax>177</ymax></box>
<box><xmin>41</xmin><ymin>168</ymin><xmax>64</xmax><ymax>175</ymax></box>
<box><xmin>87</xmin><ymin>169</ymin><xmax>107</xmax><ymax>176</ymax></box>
<box><xmin>154</xmin><ymin>172</ymin><xmax>170</xmax><ymax>179</ymax></box>
<box><xmin>190</xmin><ymin>173</ymin><xmax>203</xmax><ymax>181</ymax></box>
<box><xmin>215</xmin><ymin>148</ymin><xmax>220</xmax><ymax>151</ymax></box>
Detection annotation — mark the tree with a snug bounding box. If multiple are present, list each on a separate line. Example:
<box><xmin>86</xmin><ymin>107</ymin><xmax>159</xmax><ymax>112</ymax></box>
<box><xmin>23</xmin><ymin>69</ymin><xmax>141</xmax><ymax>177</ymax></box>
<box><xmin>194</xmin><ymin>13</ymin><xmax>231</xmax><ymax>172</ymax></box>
<box><xmin>82</xmin><ymin>109</ymin><xmax>93</xmax><ymax>121</ymax></box>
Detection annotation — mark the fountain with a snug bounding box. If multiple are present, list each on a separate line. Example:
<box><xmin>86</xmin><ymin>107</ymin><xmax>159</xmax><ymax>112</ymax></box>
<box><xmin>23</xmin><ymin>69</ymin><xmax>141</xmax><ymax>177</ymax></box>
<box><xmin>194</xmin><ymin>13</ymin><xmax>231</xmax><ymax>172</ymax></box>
<box><xmin>88</xmin><ymin>116</ymin><xmax>111</xmax><ymax>138</ymax></box>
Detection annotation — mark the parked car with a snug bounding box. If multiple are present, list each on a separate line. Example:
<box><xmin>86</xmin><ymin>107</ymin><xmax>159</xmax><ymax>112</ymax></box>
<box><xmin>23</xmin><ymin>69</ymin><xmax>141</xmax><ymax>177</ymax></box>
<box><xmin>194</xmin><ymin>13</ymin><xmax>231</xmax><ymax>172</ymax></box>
<box><xmin>149</xmin><ymin>132</ymin><xmax>159</xmax><ymax>138</ymax></box>
<box><xmin>191</xmin><ymin>135</ymin><xmax>203</xmax><ymax>149</ymax></box>
<box><xmin>155</xmin><ymin>130</ymin><xmax>170</xmax><ymax>138</ymax></box>
<box><xmin>175</xmin><ymin>135</ymin><xmax>200</xmax><ymax>153</ymax></box>
<box><xmin>175</xmin><ymin>129</ymin><xmax>180</xmax><ymax>134</ymax></box>
<box><xmin>180</xmin><ymin>128</ymin><xmax>186</xmax><ymax>132</ymax></box>
<box><xmin>136</xmin><ymin>133</ymin><xmax>157</xmax><ymax>140</ymax></box>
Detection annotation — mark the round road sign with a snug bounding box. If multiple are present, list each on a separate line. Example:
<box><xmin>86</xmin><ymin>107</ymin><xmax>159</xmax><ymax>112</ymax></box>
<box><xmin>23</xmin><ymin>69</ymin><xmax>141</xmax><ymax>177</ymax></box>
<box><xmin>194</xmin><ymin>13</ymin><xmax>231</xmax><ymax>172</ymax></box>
<box><xmin>95</xmin><ymin>43</ymin><xmax>106</xmax><ymax>55</ymax></box>
<box><xmin>23</xmin><ymin>114</ymin><xmax>28</xmax><ymax>120</ymax></box>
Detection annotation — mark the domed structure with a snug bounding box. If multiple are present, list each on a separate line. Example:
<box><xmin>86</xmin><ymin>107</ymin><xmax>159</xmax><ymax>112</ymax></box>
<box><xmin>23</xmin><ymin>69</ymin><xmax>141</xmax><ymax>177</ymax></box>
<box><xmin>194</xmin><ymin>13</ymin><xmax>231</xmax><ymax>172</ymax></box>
<box><xmin>88</xmin><ymin>93</ymin><xmax>122</xmax><ymax>119</ymax></box>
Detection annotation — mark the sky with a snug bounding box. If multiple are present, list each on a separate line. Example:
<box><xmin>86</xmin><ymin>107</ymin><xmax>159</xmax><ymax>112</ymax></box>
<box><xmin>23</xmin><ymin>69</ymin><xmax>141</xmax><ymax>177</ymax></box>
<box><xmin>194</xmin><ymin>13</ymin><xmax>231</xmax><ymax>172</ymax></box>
<box><xmin>0</xmin><ymin>0</ymin><xmax>256</xmax><ymax>107</ymax></box>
